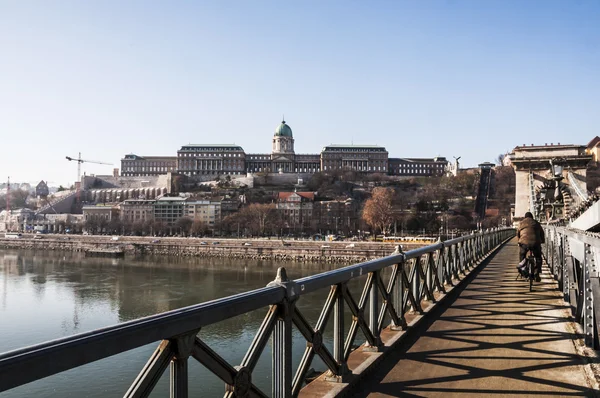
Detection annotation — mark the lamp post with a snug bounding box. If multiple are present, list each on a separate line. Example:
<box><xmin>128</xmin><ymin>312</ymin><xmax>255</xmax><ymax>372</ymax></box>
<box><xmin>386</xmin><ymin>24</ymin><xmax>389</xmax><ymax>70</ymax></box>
<box><xmin>547</xmin><ymin>159</ymin><xmax>565</xmax><ymax>220</ymax></box>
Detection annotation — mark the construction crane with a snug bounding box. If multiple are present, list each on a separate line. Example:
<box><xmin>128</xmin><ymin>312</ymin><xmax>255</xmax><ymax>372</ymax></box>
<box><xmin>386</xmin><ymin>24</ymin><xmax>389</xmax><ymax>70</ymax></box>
<box><xmin>66</xmin><ymin>153</ymin><xmax>112</xmax><ymax>203</ymax></box>
<box><xmin>66</xmin><ymin>153</ymin><xmax>112</xmax><ymax>183</ymax></box>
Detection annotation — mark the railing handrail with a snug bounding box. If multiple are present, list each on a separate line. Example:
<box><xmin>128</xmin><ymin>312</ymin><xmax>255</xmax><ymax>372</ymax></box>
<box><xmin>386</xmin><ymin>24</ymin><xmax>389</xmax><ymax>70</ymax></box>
<box><xmin>545</xmin><ymin>226</ymin><xmax>600</xmax><ymax>247</ymax></box>
<box><xmin>0</xmin><ymin>227</ymin><xmax>515</xmax><ymax>396</ymax></box>
<box><xmin>0</xmin><ymin>287</ymin><xmax>284</xmax><ymax>390</ymax></box>
<box><xmin>295</xmin><ymin>232</ymin><xmax>485</xmax><ymax>295</ymax></box>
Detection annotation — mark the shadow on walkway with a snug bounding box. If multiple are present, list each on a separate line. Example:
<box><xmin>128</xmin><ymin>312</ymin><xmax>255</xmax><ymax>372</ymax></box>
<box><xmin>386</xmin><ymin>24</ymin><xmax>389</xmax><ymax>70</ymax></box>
<box><xmin>353</xmin><ymin>239</ymin><xmax>599</xmax><ymax>397</ymax></box>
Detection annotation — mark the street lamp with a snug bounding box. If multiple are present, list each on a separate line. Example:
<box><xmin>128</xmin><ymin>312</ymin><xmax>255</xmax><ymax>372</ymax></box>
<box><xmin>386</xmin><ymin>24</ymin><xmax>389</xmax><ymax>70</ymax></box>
<box><xmin>551</xmin><ymin>162</ymin><xmax>563</xmax><ymax>178</ymax></box>
<box><xmin>544</xmin><ymin>159</ymin><xmax>565</xmax><ymax>221</ymax></box>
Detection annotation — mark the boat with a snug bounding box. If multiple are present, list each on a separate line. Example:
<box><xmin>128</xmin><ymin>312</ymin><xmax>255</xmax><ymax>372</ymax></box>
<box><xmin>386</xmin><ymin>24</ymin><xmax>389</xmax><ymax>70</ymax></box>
<box><xmin>85</xmin><ymin>247</ymin><xmax>125</xmax><ymax>258</ymax></box>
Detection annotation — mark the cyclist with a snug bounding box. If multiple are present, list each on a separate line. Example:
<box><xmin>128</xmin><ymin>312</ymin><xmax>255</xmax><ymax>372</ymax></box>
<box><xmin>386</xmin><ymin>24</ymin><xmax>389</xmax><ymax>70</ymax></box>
<box><xmin>516</xmin><ymin>211</ymin><xmax>545</xmax><ymax>282</ymax></box>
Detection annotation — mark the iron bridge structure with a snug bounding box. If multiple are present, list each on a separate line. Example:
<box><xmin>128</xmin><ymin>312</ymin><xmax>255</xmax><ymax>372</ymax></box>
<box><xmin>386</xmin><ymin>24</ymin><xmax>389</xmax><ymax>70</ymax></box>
<box><xmin>544</xmin><ymin>226</ymin><xmax>600</xmax><ymax>349</ymax></box>
<box><xmin>0</xmin><ymin>228</ymin><xmax>514</xmax><ymax>397</ymax></box>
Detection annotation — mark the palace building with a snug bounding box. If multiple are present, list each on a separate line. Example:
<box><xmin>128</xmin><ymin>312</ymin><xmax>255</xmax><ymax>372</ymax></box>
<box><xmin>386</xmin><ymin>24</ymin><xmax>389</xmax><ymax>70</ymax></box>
<box><xmin>176</xmin><ymin>144</ymin><xmax>245</xmax><ymax>176</ymax></box>
<box><xmin>121</xmin><ymin>119</ymin><xmax>448</xmax><ymax>178</ymax></box>
<box><xmin>121</xmin><ymin>154</ymin><xmax>177</xmax><ymax>177</ymax></box>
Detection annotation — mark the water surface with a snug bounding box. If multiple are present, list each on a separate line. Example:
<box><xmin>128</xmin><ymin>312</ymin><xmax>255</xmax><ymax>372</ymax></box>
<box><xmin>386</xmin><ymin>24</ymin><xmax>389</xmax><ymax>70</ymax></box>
<box><xmin>0</xmin><ymin>249</ymin><xmax>368</xmax><ymax>397</ymax></box>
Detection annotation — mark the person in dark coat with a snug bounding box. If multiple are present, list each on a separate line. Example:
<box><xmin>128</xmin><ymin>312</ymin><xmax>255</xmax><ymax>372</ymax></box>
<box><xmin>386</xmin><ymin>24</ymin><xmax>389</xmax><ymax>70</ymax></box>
<box><xmin>517</xmin><ymin>212</ymin><xmax>545</xmax><ymax>282</ymax></box>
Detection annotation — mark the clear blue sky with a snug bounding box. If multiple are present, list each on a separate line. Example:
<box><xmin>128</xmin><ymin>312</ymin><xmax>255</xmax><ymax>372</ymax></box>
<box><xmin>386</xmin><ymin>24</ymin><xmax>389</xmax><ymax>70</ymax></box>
<box><xmin>1</xmin><ymin>0</ymin><xmax>598</xmax><ymax>186</ymax></box>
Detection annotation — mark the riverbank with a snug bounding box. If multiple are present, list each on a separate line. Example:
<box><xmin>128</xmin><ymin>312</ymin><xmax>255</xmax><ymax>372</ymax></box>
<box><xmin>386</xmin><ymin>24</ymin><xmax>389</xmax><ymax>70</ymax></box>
<box><xmin>0</xmin><ymin>234</ymin><xmax>424</xmax><ymax>263</ymax></box>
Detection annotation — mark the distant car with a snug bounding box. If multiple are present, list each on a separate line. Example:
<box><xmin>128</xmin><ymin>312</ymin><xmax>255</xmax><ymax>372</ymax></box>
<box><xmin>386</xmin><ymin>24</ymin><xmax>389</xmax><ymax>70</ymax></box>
<box><xmin>321</xmin><ymin>245</ymin><xmax>331</xmax><ymax>248</ymax></box>
<box><xmin>151</xmin><ymin>239</ymin><xmax>161</xmax><ymax>243</ymax></box>
<box><xmin>345</xmin><ymin>243</ymin><xmax>355</xmax><ymax>248</ymax></box>
<box><xmin>243</xmin><ymin>242</ymin><xmax>252</xmax><ymax>246</ymax></box>
<box><xmin>112</xmin><ymin>236</ymin><xmax>120</xmax><ymax>241</ymax></box>
<box><xmin>212</xmin><ymin>241</ymin><xmax>220</xmax><ymax>245</ymax></box>
<box><xmin>200</xmin><ymin>241</ymin><xmax>207</xmax><ymax>245</ymax></box>
<box><xmin>33</xmin><ymin>235</ymin><xmax>44</xmax><ymax>239</ymax></box>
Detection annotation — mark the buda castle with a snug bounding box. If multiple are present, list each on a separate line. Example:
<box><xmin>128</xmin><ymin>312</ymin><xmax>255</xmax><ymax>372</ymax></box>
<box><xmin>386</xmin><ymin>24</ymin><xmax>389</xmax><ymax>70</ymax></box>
<box><xmin>121</xmin><ymin>119</ymin><xmax>447</xmax><ymax>178</ymax></box>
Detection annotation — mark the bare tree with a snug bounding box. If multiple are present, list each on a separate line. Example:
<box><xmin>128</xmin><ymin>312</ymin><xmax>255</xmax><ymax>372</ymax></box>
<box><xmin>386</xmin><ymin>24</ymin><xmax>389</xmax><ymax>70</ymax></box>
<box><xmin>84</xmin><ymin>218</ymin><xmax>99</xmax><ymax>234</ymax></box>
<box><xmin>234</xmin><ymin>203</ymin><xmax>278</xmax><ymax>236</ymax></box>
<box><xmin>190</xmin><ymin>220</ymin><xmax>207</xmax><ymax>236</ymax></box>
<box><xmin>362</xmin><ymin>187</ymin><xmax>396</xmax><ymax>235</ymax></box>
<box><xmin>175</xmin><ymin>217</ymin><xmax>193</xmax><ymax>236</ymax></box>
<box><xmin>250</xmin><ymin>203</ymin><xmax>278</xmax><ymax>236</ymax></box>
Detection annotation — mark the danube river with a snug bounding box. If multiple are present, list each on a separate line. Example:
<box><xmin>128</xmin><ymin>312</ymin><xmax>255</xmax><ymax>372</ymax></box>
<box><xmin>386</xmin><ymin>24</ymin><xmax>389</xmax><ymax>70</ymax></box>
<box><xmin>0</xmin><ymin>249</ymin><xmax>364</xmax><ymax>397</ymax></box>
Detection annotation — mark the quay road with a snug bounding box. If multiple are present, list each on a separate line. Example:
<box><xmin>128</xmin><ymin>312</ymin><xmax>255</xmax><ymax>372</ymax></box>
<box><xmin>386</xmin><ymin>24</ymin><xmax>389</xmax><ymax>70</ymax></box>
<box><xmin>352</xmin><ymin>239</ymin><xmax>600</xmax><ymax>397</ymax></box>
<box><xmin>0</xmin><ymin>233</ymin><xmax>425</xmax><ymax>262</ymax></box>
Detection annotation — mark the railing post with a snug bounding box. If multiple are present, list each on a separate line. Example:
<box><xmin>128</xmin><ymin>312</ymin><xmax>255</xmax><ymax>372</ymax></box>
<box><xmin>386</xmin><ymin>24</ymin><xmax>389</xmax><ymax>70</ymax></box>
<box><xmin>466</xmin><ymin>239</ymin><xmax>473</xmax><ymax>269</ymax></box>
<box><xmin>451</xmin><ymin>244</ymin><xmax>459</xmax><ymax>281</ymax></box>
<box><xmin>437</xmin><ymin>247</ymin><xmax>445</xmax><ymax>290</ymax></box>
<box><xmin>583</xmin><ymin>244</ymin><xmax>594</xmax><ymax>347</ymax></box>
<box><xmin>559</xmin><ymin>233</ymin><xmax>565</xmax><ymax>292</ymax></box>
<box><xmin>563</xmin><ymin>237</ymin><xmax>570</xmax><ymax>302</ymax></box>
<box><xmin>170</xmin><ymin>331</ymin><xmax>198</xmax><ymax>398</ymax></box>
<box><xmin>426</xmin><ymin>253</ymin><xmax>433</xmax><ymax>296</ymax></box>
<box><xmin>268</xmin><ymin>267</ymin><xmax>298</xmax><ymax>398</ymax></box>
<box><xmin>412</xmin><ymin>258</ymin><xmax>422</xmax><ymax>313</ymax></box>
<box><xmin>458</xmin><ymin>242</ymin><xmax>466</xmax><ymax>274</ymax></box>
<box><xmin>392</xmin><ymin>259</ymin><xmax>407</xmax><ymax>329</ymax></box>
<box><xmin>367</xmin><ymin>271</ymin><xmax>382</xmax><ymax>349</ymax></box>
<box><xmin>550</xmin><ymin>230</ymin><xmax>555</xmax><ymax>276</ymax></box>
<box><xmin>332</xmin><ymin>283</ymin><xmax>350</xmax><ymax>380</ymax></box>
<box><xmin>462</xmin><ymin>241</ymin><xmax>468</xmax><ymax>271</ymax></box>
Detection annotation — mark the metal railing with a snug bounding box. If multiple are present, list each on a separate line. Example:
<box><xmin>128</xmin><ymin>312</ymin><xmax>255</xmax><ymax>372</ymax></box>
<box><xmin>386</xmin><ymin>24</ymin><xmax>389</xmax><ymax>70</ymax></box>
<box><xmin>543</xmin><ymin>226</ymin><xmax>600</xmax><ymax>349</ymax></box>
<box><xmin>0</xmin><ymin>228</ymin><xmax>514</xmax><ymax>397</ymax></box>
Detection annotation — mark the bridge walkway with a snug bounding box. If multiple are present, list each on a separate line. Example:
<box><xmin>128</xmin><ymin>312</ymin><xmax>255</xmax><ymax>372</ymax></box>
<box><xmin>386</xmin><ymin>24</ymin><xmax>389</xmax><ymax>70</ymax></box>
<box><xmin>354</xmin><ymin>238</ymin><xmax>599</xmax><ymax>397</ymax></box>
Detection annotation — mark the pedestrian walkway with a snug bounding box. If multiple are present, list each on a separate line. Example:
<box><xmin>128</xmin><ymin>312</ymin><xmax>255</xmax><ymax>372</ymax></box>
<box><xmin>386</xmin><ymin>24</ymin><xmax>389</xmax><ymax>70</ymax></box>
<box><xmin>354</xmin><ymin>238</ymin><xmax>599</xmax><ymax>397</ymax></box>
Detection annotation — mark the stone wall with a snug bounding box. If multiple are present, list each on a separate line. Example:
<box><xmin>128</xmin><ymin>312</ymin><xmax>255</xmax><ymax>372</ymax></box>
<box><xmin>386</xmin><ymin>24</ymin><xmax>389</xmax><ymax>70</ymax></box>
<box><xmin>0</xmin><ymin>235</ymin><xmax>422</xmax><ymax>263</ymax></box>
<box><xmin>251</xmin><ymin>173</ymin><xmax>313</xmax><ymax>186</ymax></box>
<box><xmin>83</xmin><ymin>175</ymin><xmax>169</xmax><ymax>190</ymax></box>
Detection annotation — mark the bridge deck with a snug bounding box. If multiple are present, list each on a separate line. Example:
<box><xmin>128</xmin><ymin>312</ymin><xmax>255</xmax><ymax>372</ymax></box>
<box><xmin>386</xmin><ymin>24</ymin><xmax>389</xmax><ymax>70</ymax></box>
<box><xmin>355</xmin><ymin>238</ymin><xmax>598</xmax><ymax>397</ymax></box>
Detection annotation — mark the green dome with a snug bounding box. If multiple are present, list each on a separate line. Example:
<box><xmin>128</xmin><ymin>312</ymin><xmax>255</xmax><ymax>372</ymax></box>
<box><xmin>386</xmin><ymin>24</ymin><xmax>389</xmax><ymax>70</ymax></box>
<box><xmin>274</xmin><ymin>120</ymin><xmax>293</xmax><ymax>137</ymax></box>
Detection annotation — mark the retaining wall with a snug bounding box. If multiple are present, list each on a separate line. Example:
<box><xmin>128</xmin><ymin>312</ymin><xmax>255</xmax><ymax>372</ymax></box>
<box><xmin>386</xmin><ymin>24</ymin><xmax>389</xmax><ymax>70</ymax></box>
<box><xmin>0</xmin><ymin>235</ymin><xmax>422</xmax><ymax>263</ymax></box>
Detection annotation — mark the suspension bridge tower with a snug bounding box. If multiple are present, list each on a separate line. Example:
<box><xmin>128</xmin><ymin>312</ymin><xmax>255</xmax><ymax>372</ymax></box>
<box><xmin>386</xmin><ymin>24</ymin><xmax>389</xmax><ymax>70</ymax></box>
<box><xmin>510</xmin><ymin>143</ymin><xmax>592</xmax><ymax>221</ymax></box>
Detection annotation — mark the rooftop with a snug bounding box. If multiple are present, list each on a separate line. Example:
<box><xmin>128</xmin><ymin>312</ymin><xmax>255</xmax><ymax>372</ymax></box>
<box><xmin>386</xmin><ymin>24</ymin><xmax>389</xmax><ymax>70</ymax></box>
<box><xmin>324</xmin><ymin>144</ymin><xmax>385</xmax><ymax>148</ymax></box>
<box><xmin>513</xmin><ymin>143</ymin><xmax>581</xmax><ymax>150</ymax></box>
<box><xmin>278</xmin><ymin>191</ymin><xmax>315</xmax><ymax>201</ymax></box>
<box><xmin>390</xmin><ymin>157</ymin><xmax>448</xmax><ymax>163</ymax></box>
<box><xmin>181</xmin><ymin>144</ymin><xmax>243</xmax><ymax>148</ymax></box>
<box><xmin>274</xmin><ymin>120</ymin><xmax>293</xmax><ymax>137</ymax></box>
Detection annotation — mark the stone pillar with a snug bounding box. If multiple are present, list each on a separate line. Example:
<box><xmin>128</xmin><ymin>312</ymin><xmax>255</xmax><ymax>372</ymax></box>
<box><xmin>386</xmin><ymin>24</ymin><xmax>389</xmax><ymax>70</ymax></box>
<box><xmin>511</xmin><ymin>145</ymin><xmax>592</xmax><ymax>220</ymax></box>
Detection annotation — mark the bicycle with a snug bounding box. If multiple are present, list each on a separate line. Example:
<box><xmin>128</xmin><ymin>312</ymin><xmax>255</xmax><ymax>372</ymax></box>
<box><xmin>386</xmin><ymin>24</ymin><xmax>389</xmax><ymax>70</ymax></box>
<box><xmin>516</xmin><ymin>250</ymin><xmax>536</xmax><ymax>292</ymax></box>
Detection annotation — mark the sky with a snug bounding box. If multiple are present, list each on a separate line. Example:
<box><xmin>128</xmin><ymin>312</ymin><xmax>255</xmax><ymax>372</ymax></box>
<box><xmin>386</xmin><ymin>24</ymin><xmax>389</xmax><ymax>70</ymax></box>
<box><xmin>1</xmin><ymin>0</ymin><xmax>599</xmax><ymax>186</ymax></box>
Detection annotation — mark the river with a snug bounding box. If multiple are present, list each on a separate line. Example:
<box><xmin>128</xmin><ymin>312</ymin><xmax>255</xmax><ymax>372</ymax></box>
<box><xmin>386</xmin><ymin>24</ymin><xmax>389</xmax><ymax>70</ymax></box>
<box><xmin>0</xmin><ymin>249</ymin><xmax>368</xmax><ymax>397</ymax></box>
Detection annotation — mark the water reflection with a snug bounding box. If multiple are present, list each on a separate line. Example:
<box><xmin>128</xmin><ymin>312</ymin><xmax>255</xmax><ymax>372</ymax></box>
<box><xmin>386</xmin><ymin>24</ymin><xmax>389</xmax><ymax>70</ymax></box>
<box><xmin>0</xmin><ymin>249</ymin><xmax>368</xmax><ymax>397</ymax></box>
